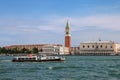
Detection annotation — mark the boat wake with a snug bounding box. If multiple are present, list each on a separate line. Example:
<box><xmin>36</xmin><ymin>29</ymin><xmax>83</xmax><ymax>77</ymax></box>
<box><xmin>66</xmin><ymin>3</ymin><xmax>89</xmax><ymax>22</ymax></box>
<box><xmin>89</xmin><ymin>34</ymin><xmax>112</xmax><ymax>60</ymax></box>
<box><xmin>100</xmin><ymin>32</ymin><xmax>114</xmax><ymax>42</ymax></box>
<box><xmin>48</xmin><ymin>66</ymin><xmax>53</xmax><ymax>70</ymax></box>
<box><xmin>47</xmin><ymin>66</ymin><xmax>80</xmax><ymax>70</ymax></box>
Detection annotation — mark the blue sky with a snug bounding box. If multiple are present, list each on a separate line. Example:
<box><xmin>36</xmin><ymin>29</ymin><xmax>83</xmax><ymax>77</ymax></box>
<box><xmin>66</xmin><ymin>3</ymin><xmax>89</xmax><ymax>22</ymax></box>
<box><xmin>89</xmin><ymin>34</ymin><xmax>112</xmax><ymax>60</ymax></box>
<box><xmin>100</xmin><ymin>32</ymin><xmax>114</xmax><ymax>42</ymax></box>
<box><xmin>0</xmin><ymin>0</ymin><xmax>120</xmax><ymax>46</ymax></box>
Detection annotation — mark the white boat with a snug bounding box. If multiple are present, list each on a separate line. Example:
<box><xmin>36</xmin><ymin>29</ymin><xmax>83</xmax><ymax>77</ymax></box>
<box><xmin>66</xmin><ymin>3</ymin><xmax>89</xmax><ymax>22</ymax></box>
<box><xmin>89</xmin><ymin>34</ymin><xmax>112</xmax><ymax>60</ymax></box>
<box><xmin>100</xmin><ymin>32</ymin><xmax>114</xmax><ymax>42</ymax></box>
<box><xmin>12</xmin><ymin>54</ymin><xmax>65</xmax><ymax>62</ymax></box>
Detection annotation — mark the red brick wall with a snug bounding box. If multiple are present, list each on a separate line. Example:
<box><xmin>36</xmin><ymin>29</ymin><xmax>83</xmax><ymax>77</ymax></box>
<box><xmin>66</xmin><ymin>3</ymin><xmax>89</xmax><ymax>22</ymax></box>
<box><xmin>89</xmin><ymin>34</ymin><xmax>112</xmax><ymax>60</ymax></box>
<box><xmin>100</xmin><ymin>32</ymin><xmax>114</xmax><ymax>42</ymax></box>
<box><xmin>65</xmin><ymin>36</ymin><xmax>71</xmax><ymax>48</ymax></box>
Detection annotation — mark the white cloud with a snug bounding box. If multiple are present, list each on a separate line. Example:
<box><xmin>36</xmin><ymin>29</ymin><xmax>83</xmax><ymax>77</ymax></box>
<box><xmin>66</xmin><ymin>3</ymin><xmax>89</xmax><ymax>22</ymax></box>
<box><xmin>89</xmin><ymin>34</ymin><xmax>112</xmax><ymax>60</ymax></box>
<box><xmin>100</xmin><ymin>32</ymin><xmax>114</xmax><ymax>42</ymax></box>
<box><xmin>1</xmin><ymin>14</ymin><xmax>120</xmax><ymax>46</ymax></box>
<box><xmin>2</xmin><ymin>15</ymin><xmax>120</xmax><ymax>33</ymax></box>
<box><xmin>69</xmin><ymin>15</ymin><xmax>120</xmax><ymax>31</ymax></box>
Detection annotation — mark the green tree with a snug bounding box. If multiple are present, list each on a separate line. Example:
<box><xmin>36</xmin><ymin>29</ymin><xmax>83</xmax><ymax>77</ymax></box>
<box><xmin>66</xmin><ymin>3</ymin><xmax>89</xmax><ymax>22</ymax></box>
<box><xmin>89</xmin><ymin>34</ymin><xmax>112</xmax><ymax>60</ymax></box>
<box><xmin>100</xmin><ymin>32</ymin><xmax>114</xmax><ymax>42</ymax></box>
<box><xmin>32</xmin><ymin>47</ymin><xmax>38</xmax><ymax>54</ymax></box>
<box><xmin>11</xmin><ymin>47</ymin><xmax>18</xmax><ymax>54</ymax></box>
<box><xmin>7</xmin><ymin>49</ymin><xmax>12</xmax><ymax>54</ymax></box>
<box><xmin>21</xmin><ymin>48</ymin><xmax>27</xmax><ymax>53</ymax></box>
<box><xmin>0</xmin><ymin>47</ymin><xmax>8</xmax><ymax>54</ymax></box>
<box><xmin>20</xmin><ymin>48</ymin><xmax>30</xmax><ymax>54</ymax></box>
<box><xmin>0</xmin><ymin>47</ymin><xmax>2</xmax><ymax>54</ymax></box>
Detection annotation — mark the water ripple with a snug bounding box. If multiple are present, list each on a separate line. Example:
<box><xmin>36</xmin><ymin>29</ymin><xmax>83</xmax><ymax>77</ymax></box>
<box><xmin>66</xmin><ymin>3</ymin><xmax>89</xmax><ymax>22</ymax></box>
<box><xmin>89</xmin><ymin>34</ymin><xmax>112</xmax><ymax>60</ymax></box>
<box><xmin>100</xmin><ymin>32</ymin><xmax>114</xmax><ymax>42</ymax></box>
<box><xmin>0</xmin><ymin>56</ymin><xmax>120</xmax><ymax>80</ymax></box>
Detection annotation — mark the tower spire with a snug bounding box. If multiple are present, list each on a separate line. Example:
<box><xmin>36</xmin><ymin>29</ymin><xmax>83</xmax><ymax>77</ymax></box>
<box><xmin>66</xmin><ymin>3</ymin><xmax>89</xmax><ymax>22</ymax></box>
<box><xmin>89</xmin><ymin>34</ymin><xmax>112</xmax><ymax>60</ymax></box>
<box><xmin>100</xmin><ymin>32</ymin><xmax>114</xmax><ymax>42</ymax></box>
<box><xmin>65</xmin><ymin>20</ymin><xmax>70</xmax><ymax>36</ymax></box>
<box><xmin>66</xmin><ymin>20</ymin><xmax>69</xmax><ymax>28</ymax></box>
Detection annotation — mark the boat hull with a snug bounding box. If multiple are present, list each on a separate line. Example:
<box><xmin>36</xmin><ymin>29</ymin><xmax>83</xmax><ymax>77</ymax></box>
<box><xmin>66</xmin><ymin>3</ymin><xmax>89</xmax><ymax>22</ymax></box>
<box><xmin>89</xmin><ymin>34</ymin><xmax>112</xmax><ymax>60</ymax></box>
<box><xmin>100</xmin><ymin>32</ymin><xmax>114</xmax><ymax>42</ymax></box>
<box><xmin>12</xmin><ymin>59</ymin><xmax>65</xmax><ymax>62</ymax></box>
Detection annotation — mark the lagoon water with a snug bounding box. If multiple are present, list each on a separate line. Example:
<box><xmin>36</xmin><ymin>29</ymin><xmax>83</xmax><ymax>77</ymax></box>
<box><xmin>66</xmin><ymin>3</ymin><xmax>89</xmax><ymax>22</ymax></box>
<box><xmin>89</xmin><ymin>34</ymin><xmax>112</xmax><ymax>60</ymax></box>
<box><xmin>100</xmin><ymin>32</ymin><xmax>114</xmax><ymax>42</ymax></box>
<box><xmin>0</xmin><ymin>56</ymin><xmax>120</xmax><ymax>80</ymax></box>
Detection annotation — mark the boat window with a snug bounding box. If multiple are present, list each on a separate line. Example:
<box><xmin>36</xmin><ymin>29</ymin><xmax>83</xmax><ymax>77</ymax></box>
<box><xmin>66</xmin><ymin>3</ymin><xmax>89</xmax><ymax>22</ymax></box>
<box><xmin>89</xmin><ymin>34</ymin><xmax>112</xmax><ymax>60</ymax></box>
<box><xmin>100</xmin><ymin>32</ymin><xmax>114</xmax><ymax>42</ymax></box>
<box><xmin>33</xmin><ymin>58</ymin><xmax>36</xmax><ymax>60</ymax></box>
<box><xmin>26</xmin><ymin>58</ymin><xmax>28</xmax><ymax>60</ymax></box>
<box><xmin>33</xmin><ymin>58</ymin><xmax>35</xmax><ymax>59</ymax></box>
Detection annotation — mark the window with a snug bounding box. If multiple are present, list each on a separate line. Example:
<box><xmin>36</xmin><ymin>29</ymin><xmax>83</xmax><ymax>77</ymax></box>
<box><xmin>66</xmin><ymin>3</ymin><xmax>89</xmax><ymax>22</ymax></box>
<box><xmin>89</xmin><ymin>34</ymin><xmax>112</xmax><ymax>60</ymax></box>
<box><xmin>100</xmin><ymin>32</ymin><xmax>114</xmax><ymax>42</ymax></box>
<box><xmin>96</xmin><ymin>46</ymin><xmax>98</xmax><ymax>48</ymax></box>
<box><xmin>100</xmin><ymin>45</ymin><xmax>102</xmax><ymax>48</ymax></box>
<box><xmin>88</xmin><ymin>45</ymin><xmax>89</xmax><ymax>48</ymax></box>
<box><xmin>105</xmin><ymin>46</ymin><xmax>107</xmax><ymax>48</ymax></box>
<box><xmin>83</xmin><ymin>45</ymin><xmax>85</xmax><ymax>48</ymax></box>
<box><xmin>21</xmin><ymin>58</ymin><xmax>24</xmax><ymax>60</ymax></box>
<box><xmin>111</xmin><ymin>46</ymin><xmax>113</xmax><ymax>48</ymax></box>
<box><xmin>92</xmin><ymin>45</ymin><xmax>94</xmax><ymax>48</ymax></box>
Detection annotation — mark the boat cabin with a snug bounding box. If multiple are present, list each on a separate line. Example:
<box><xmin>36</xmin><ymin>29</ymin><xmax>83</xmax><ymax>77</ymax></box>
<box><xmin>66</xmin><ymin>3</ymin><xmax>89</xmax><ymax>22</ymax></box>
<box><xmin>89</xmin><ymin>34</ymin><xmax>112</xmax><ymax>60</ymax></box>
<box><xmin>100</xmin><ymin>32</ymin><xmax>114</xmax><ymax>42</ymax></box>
<box><xmin>13</xmin><ymin>54</ymin><xmax>38</xmax><ymax>61</ymax></box>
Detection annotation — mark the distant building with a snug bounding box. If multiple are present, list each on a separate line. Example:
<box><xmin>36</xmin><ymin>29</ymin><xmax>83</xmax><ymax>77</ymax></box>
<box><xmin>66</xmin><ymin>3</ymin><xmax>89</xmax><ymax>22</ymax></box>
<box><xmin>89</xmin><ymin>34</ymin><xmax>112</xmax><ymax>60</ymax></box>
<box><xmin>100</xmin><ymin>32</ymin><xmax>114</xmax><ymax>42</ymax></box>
<box><xmin>4</xmin><ymin>44</ymin><xmax>69</xmax><ymax>55</ymax></box>
<box><xmin>116</xmin><ymin>44</ymin><xmax>120</xmax><ymax>55</ymax></box>
<box><xmin>71</xmin><ymin>47</ymin><xmax>80</xmax><ymax>55</ymax></box>
<box><xmin>40</xmin><ymin>45</ymin><xmax>69</xmax><ymax>55</ymax></box>
<box><xmin>79</xmin><ymin>41</ymin><xmax>117</xmax><ymax>56</ymax></box>
<box><xmin>4</xmin><ymin>44</ymin><xmax>62</xmax><ymax>51</ymax></box>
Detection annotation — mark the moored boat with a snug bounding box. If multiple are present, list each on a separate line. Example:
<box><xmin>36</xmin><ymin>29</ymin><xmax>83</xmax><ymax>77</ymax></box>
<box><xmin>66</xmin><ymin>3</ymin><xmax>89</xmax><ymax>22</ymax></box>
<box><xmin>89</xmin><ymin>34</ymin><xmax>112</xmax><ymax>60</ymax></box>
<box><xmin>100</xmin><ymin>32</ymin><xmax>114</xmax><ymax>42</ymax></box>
<box><xmin>12</xmin><ymin>54</ymin><xmax>65</xmax><ymax>62</ymax></box>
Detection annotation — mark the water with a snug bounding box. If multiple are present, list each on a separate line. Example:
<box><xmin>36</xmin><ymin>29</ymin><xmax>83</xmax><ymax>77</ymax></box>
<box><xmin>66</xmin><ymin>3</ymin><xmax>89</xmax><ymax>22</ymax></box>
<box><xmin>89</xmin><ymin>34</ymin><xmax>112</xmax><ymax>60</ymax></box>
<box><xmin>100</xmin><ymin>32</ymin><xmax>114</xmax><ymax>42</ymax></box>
<box><xmin>0</xmin><ymin>56</ymin><xmax>120</xmax><ymax>80</ymax></box>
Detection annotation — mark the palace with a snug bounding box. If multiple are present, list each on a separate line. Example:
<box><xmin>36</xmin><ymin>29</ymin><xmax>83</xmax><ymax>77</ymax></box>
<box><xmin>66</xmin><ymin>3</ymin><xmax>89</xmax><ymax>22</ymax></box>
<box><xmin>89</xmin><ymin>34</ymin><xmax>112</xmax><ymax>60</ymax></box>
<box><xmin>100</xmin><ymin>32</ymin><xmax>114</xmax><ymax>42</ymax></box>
<box><xmin>78</xmin><ymin>40</ymin><xmax>118</xmax><ymax>55</ymax></box>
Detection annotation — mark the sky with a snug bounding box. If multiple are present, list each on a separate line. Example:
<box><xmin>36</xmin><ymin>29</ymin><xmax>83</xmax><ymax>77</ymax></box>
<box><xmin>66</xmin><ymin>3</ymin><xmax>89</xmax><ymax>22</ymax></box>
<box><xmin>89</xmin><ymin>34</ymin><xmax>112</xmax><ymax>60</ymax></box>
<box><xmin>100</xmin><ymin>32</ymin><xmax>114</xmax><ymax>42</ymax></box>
<box><xmin>0</xmin><ymin>0</ymin><xmax>120</xmax><ymax>47</ymax></box>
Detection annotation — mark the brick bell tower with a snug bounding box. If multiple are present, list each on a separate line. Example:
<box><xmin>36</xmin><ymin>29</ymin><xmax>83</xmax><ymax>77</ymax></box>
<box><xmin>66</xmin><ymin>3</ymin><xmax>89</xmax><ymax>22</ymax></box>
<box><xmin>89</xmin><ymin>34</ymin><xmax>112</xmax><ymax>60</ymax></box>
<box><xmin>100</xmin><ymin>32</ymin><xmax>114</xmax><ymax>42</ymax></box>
<box><xmin>65</xmin><ymin>20</ymin><xmax>71</xmax><ymax>49</ymax></box>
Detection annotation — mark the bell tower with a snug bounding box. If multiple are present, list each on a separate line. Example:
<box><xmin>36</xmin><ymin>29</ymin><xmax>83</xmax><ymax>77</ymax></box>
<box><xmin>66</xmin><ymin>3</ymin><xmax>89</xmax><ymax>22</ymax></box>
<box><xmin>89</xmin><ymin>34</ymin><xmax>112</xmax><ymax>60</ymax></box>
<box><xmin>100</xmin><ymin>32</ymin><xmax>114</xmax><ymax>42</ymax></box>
<box><xmin>65</xmin><ymin>20</ymin><xmax>71</xmax><ymax>49</ymax></box>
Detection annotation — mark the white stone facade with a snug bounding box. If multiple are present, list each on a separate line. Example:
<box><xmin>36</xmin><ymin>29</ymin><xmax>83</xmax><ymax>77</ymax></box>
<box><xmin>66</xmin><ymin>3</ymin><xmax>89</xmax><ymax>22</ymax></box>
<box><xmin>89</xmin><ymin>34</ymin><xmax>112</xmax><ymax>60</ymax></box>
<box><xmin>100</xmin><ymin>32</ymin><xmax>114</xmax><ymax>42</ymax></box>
<box><xmin>79</xmin><ymin>41</ymin><xmax>117</xmax><ymax>55</ymax></box>
<box><xmin>40</xmin><ymin>45</ymin><xmax>69</xmax><ymax>55</ymax></box>
<box><xmin>116</xmin><ymin>44</ymin><xmax>120</xmax><ymax>55</ymax></box>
